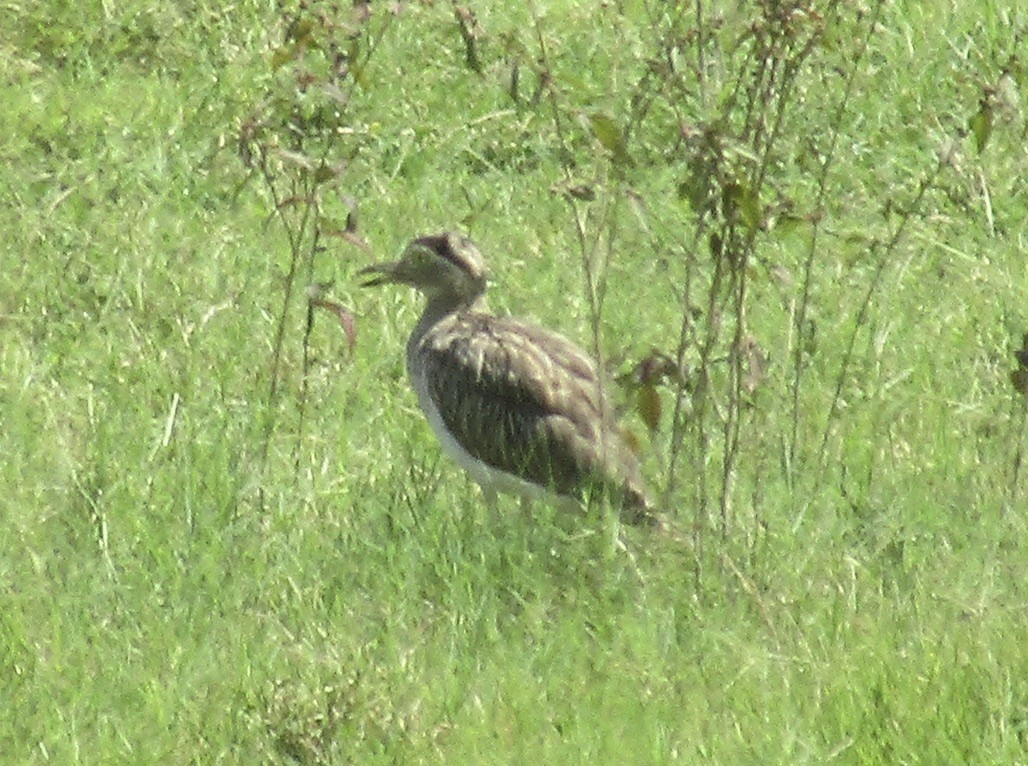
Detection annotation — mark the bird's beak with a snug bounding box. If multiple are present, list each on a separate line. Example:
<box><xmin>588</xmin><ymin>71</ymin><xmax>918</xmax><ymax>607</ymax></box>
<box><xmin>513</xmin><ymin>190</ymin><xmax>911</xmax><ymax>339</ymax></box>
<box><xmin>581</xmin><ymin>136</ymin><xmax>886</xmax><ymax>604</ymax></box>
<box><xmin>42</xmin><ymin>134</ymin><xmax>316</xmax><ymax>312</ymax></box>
<box><xmin>357</xmin><ymin>261</ymin><xmax>402</xmax><ymax>287</ymax></box>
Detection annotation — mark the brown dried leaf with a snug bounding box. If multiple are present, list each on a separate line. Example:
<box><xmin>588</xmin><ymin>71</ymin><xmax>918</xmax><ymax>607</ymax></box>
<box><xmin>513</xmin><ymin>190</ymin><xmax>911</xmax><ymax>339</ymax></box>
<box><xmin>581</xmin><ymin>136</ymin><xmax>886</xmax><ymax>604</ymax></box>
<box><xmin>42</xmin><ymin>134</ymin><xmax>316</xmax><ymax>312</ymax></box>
<box><xmin>310</xmin><ymin>298</ymin><xmax>357</xmax><ymax>351</ymax></box>
<box><xmin>621</xmin><ymin>426</ymin><xmax>644</xmax><ymax>457</ymax></box>
<box><xmin>321</xmin><ymin>212</ymin><xmax>369</xmax><ymax>251</ymax></box>
<box><xmin>636</xmin><ymin>384</ymin><xmax>662</xmax><ymax>433</ymax></box>
<box><xmin>550</xmin><ymin>181</ymin><xmax>596</xmax><ymax>202</ymax></box>
<box><xmin>634</xmin><ymin>350</ymin><xmax>685</xmax><ymax>387</ymax></box>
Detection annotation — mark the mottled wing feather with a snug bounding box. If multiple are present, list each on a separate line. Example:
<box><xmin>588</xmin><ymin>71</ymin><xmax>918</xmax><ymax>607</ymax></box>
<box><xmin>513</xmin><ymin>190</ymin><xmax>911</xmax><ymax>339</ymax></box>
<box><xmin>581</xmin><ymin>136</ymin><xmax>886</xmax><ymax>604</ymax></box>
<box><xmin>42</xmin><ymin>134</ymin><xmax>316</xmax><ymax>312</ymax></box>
<box><xmin>415</xmin><ymin>312</ymin><xmax>646</xmax><ymax>503</ymax></box>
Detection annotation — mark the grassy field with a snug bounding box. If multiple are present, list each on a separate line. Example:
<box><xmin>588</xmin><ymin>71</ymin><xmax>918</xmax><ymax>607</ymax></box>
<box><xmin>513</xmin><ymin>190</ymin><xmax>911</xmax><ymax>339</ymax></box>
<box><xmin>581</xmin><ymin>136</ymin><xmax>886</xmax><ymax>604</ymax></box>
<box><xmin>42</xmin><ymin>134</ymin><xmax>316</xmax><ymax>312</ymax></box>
<box><xmin>2</xmin><ymin>0</ymin><xmax>1026</xmax><ymax>763</ymax></box>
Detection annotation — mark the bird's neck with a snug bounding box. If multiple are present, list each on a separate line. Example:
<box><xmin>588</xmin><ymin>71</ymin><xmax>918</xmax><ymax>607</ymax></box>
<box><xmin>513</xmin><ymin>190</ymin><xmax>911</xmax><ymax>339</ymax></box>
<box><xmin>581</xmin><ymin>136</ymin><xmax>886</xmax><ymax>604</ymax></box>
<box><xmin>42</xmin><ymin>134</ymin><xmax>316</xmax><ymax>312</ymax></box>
<box><xmin>416</xmin><ymin>293</ymin><xmax>486</xmax><ymax>332</ymax></box>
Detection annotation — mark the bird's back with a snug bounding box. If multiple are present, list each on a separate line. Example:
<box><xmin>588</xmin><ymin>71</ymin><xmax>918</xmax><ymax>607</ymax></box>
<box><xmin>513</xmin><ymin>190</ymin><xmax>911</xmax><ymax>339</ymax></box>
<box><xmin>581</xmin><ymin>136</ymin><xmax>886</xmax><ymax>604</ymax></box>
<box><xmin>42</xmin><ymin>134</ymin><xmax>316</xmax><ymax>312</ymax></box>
<box><xmin>407</xmin><ymin>309</ymin><xmax>654</xmax><ymax>518</ymax></box>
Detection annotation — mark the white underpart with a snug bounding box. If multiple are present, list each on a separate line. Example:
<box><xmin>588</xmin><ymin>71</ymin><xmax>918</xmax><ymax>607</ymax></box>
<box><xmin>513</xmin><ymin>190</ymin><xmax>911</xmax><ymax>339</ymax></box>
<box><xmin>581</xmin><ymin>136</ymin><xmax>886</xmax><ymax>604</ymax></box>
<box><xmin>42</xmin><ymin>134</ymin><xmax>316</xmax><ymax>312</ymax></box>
<box><xmin>409</xmin><ymin>362</ymin><xmax>579</xmax><ymax>512</ymax></box>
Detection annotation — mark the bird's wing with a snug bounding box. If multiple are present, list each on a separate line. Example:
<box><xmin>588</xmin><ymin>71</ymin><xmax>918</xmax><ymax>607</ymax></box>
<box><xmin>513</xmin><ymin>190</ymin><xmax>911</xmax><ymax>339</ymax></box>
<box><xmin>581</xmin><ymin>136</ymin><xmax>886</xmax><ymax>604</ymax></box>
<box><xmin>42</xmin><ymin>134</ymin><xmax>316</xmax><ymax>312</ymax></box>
<box><xmin>415</xmin><ymin>312</ymin><xmax>641</xmax><ymax>498</ymax></box>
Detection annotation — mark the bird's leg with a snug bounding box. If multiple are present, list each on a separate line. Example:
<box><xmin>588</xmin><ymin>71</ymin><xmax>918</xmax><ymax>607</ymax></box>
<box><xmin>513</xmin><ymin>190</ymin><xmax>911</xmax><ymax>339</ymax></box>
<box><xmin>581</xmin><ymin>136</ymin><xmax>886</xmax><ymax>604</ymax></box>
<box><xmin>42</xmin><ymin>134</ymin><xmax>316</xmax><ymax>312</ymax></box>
<box><xmin>482</xmin><ymin>486</ymin><xmax>500</xmax><ymax>516</ymax></box>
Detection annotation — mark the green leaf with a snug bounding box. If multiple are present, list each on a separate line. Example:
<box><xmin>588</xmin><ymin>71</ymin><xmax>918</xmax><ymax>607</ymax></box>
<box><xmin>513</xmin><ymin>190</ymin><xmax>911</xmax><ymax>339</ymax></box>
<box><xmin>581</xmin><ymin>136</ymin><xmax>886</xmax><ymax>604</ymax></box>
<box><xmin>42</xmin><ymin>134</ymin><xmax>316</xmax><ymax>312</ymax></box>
<box><xmin>313</xmin><ymin>164</ymin><xmax>338</xmax><ymax>184</ymax></box>
<box><xmin>771</xmin><ymin>214</ymin><xmax>808</xmax><ymax>238</ymax></box>
<box><xmin>588</xmin><ymin>112</ymin><xmax>629</xmax><ymax>165</ymax></box>
<box><xmin>271</xmin><ymin>45</ymin><xmax>297</xmax><ymax>71</ymax></box>
<box><xmin>969</xmin><ymin>104</ymin><xmax>993</xmax><ymax>154</ymax></box>
<box><xmin>348</xmin><ymin>38</ymin><xmax>368</xmax><ymax>87</ymax></box>
<box><xmin>318</xmin><ymin>215</ymin><xmax>345</xmax><ymax>234</ymax></box>
<box><xmin>1011</xmin><ymin>369</ymin><xmax>1028</xmax><ymax>398</ymax></box>
<box><xmin>678</xmin><ymin>175</ymin><xmax>712</xmax><ymax>215</ymax></box>
<box><xmin>724</xmin><ymin>182</ymin><xmax>762</xmax><ymax>232</ymax></box>
<box><xmin>289</xmin><ymin>17</ymin><xmax>315</xmax><ymax>45</ymax></box>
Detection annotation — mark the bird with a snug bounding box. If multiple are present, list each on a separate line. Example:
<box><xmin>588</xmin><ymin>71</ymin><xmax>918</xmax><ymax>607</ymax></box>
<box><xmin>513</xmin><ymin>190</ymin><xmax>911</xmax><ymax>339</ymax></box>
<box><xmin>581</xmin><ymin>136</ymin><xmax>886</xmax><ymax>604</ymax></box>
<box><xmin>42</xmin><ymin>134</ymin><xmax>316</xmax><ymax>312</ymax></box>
<box><xmin>358</xmin><ymin>232</ymin><xmax>659</xmax><ymax>525</ymax></box>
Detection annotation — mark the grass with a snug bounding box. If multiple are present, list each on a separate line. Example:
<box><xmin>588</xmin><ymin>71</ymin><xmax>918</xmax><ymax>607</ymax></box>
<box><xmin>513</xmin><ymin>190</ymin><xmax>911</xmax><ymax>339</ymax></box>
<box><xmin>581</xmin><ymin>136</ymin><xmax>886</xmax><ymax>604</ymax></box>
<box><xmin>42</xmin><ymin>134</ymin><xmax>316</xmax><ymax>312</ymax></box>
<box><xmin>2</xmin><ymin>0</ymin><xmax>1026</xmax><ymax>763</ymax></box>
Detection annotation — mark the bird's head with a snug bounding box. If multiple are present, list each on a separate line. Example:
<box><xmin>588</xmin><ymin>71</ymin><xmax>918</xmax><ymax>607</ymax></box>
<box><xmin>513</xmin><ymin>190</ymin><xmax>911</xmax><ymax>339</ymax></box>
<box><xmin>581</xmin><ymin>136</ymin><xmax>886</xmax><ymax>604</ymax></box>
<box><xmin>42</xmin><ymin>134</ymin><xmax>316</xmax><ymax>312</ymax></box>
<box><xmin>359</xmin><ymin>232</ymin><xmax>488</xmax><ymax>307</ymax></box>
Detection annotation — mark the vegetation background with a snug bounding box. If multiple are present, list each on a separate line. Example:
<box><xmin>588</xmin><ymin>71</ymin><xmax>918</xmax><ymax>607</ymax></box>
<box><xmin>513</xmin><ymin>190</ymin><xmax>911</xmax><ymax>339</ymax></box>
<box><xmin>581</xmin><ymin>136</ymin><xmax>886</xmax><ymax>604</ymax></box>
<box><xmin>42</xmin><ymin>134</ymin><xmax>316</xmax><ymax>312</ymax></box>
<box><xmin>1</xmin><ymin>0</ymin><xmax>1025</xmax><ymax>763</ymax></box>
